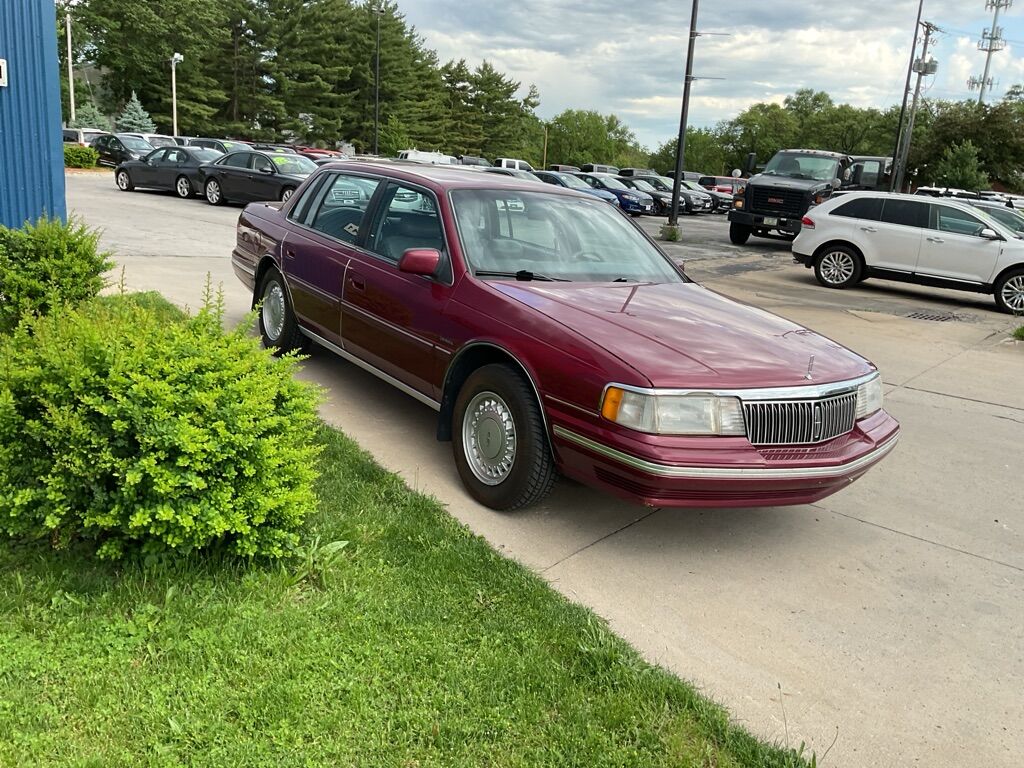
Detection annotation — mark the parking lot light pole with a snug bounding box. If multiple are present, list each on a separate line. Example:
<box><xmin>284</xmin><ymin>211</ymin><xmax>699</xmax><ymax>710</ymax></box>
<box><xmin>66</xmin><ymin>12</ymin><xmax>75</xmax><ymax>124</ymax></box>
<box><xmin>373</xmin><ymin>6</ymin><xmax>384</xmax><ymax>155</ymax></box>
<box><xmin>171</xmin><ymin>52</ymin><xmax>184</xmax><ymax>137</ymax></box>
<box><xmin>669</xmin><ymin>0</ymin><xmax>700</xmax><ymax>229</ymax></box>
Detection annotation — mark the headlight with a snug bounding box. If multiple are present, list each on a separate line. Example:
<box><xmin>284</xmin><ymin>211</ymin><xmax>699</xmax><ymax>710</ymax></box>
<box><xmin>622</xmin><ymin>193</ymin><xmax>639</xmax><ymax>201</ymax></box>
<box><xmin>610</xmin><ymin>197</ymin><xmax>620</xmax><ymax>206</ymax></box>
<box><xmin>855</xmin><ymin>375</ymin><xmax>883</xmax><ymax>419</ymax></box>
<box><xmin>602</xmin><ymin>388</ymin><xmax>746</xmax><ymax>436</ymax></box>
<box><xmin>733</xmin><ymin>199</ymin><xmax>744</xmax><ymax>209</ymax></box>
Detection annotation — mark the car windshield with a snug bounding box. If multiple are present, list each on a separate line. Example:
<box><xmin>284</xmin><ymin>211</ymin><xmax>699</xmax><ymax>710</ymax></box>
<box><xmin>645</xmin><ymin>177</ymin><xmax>673</xmax><ymax>192</ymax></box>
<box><xmin>270</xmin><ymin>155</ymin><xmax>317</xmax><ymax>175</ymax></box>
<box><xmin>628</xmin><ymin>178</ymin><xmax>658</xmax><ymax>193</ymax></box>
<box><xmin>148</xmin><ymin>136</ymin><xmax>177</xmax><ymax>148</ymax></box>
<box><xmin>556</xmin><ymin>173</ymin><xmax>591</xmax><ymax>190</ymax></box>
<box><xmin>763</xmin><ymin>152</ymin><xmax>840</xmax><ymax>181</ymax></box>
<box><xmin>597</xmin><ymin>176</ymin><xmax>628</xmax><ymax>190</ymax></box>
<box><xmin>451</xmin><ymin>189</ymin><xmax>684</xmax><ymax>283</ymax></box>
<box><xmin>120</xmin><ymin>136</ymin><xmax>154</xmax><ymax>151</ymax></box>
<box><xmin>82</xmin><ymin>130</ymin><xmax>105</xmax><ymax>142</ymax></box>
<box><xmin>191</xmin><ymin>149</ymin><xmax>223</xmax><ymax>163</ymax></box>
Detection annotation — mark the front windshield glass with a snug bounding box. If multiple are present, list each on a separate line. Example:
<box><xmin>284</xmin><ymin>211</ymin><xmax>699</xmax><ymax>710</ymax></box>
<box><xmin>644</xmin><ymin>176</ymin><xmax>672</xmax><ymax>192</ymax></box>
<box><xmin>120</xmin><ymin>136</ymin><xmax>154</xmax><ymax>151</ymax></box>
<box><xmin>763</xmin><ymin>152</ymin><xmax>840</xmax><ymax>181</ymax></box>
<box><xmin>597</xmin><ymin>176</ymin><xmax>628</xmax><ymax>190</ymax></box>
<box><xmin>557</xmin><ymin>173</ymin><xmax>591</xmax><ymax>190</ymax></box>
<box><xmin>270</xmin><ymin>154</ymin><xmax>317</xmax><ymax>175</ymax></box>
<box><xmin>148</xmin><ymin>136</ymin><xmax>177</xmax><ymax>148</ymax></box>
<box><xmin>451</xmin><ymin>189</ymin><xmax>684</xmax><ymax>283</ymax></box>
<box><xmin>629</xmin><ymin>178</ymin><xmax>658</xmax><ymax>193</ymax></box>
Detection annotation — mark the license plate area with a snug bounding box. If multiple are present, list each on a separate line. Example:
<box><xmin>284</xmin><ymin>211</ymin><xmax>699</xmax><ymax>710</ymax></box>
<box><xmin>763</xmin><ymin>216</ymin><xmax>778</xmax><ymax>226</ymax></box>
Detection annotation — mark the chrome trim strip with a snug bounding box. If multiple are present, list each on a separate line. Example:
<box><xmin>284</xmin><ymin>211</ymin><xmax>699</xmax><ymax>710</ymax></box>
<box><xmin>552</xmin><ymin>425</ymin><xmax>899</xmax><ymax>480</ymax></box>
<box><xmin>232</xmin><ymin>256</ymin><xmax>256</xmax><ymax>276</ymax></box>
<box><xmin>300</xmin><ymin>328</ymin><xmax>442</xmax><ymax>412</ymax></box>
<box><xmin>545</xmin><ymin>395</ymin><xmax>599</xmax><ymax>418</ymax></box>
<box><xmin>601</xmin><ymin>371</ymin><xmax>878</xmax><ymax>404</ymax></box>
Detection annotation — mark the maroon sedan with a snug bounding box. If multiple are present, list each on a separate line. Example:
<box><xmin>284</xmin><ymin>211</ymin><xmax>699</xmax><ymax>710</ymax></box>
<box><xmin>232</xmin><ymin>162</ymin><xmax>899</xmax><ymax>511</ymax></box>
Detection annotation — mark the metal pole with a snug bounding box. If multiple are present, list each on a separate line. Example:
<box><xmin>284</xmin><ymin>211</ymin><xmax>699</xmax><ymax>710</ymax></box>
<box><xmin>542</xmin><ymin>124</ymin><xmax>548</xmax><ymax>168</ymax></box>
<box><xmin>66</xmin><ymin>12</ymin><xmax>75</xmax><ymax>124</ymax></box>
<box><xmin>374</xmin><ymin>8</ymin><xmax>381</xmax><ymax>155</ymax></box>
<box><xmin>890</xmin><ymin>0</ymin><xmax>923</xmax><ymax>192</ymax></box>
<box><xmin>669</xmin><ymin>0</ymin><xmax>700</xmax><ymax>227</ymax></box>
<box><xmin>894</xmin><ymin>22</ymin><xmax>935</xmax><ymax>193</ymax></box>
<box><xmin>979</xmin><ymin>1</ymin><xmax>1005</xmax><ymax>105</ymax></box>
<box><xmin>171</xmin><ymin>60</ymin><xmax>178</xmax><ymax>137</ymax></box>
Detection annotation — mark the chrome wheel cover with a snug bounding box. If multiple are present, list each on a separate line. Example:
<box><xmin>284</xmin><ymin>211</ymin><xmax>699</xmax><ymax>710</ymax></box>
<box><xmin>116</xmin><ymin>171</ymin><xmax>129</xmax><ymax>190</ymax></box>
<box><xmin>261</xmin><ymin>280</ymin><xmax>286</xmax><ymax>341</ymax></box>
<box><xmin>462</xmin><ymin>391</ymin><xmax>517</xmax><ymax>486</ymax></box>
<box><xmin>206</xmin><ymin>181</ymin><xmax>220</xmax><ymax>203</ymax></box>
<box><xmin>820</xmin><ymin>251</ymin><xmax>855</xmax><ymax>284</ymax></box>
<box><xmin>281</xmin><ymin>188</ymin><xmax>294</xmax><ymax>202</ymax></box>
<box><xmin>1002</xmin><ymin>275</ymin><xmax>1024</xmax><ymax>312</ymax></box>
<box><xmin>176</xmin><ymin>177</ymin><xmax>191</xmax><ymax>197</ymax></box>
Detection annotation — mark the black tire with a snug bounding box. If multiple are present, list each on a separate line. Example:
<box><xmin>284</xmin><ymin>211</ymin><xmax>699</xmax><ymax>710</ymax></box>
<box><xmin>280</xmin><ymin>186</ymin><xmax>296</xmax><ymax>203</ymax></box>
<box><xmin>205</xmin><ymin>178</ymin><xmax>226</xmax><ymax>206</ymax></box>
<box><xmin>729</xmin><ymin>222</ymin><xmax>751</xmax><ymax>245</ymax></box>
<box><xmin>256</xmin><ymin>268</ymin><xmax>305</xmax><ymax>354</ymax></box>
<box><xmin>115</xmin><ymin>170</ymin><xmax>134</xmax><ymax>192</ymax></box>
<box><xmin>994</xmin><ymin>268</ymin><xmax>1024</xmax><ymax>314</ymax></box>
<box><xmin>453</xmin><ymin>364</ymin><xmax>556</xmax><ymax>511</ymax></box>
<box><xmin>175</xmin><ymin>175</ymin><xmax>193</xmax><ymax>198</ymax></box>
<box><xmin>813</xmin><ymin>245</ymin><xmax>863</xmax><ymax>289</ymax></box>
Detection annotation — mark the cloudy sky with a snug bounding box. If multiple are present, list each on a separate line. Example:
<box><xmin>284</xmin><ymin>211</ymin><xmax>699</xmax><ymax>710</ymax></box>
<box><xmin>400</xmin><ymin>0</ymin><xmax>1024</xmax><ymax>150</ymax></box>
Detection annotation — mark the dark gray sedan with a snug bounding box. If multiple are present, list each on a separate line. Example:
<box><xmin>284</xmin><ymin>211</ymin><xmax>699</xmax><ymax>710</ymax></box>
<box><xmin>114</xmin><ymin>146</ymin><xmax>224</xmax><ymax>198</ymax></box>
<box><xmin>199</xmin><ymin>151</ymin><xmax>317</xmax><ymax>205</ymax></box>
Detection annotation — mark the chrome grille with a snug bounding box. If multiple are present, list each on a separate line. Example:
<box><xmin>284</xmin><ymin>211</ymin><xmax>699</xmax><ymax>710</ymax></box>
<box><xmin>743</xmin><ymin>392</ymin><xmax>857</xmax><ymax>446</ymax></box>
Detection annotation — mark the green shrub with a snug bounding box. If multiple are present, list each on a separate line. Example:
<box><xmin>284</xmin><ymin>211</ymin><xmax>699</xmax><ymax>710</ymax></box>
<box><xmin>0</xmin><ymin>291</ymin><xmax>322</xmax><ymax>560</ymax></box>
<box><xmin>0</xmin><ymin>216</ymin><xmax>113</xmax><ymax>334</ymax></box>
<box><xmin>1015</xmin><ymin>325</ymin><xmax>1024</xmax><ymax>341</ymax></box>
<box><xmin>63</xmin><ymin>144</ymin><xmax>99</xmax><ymax>168</ymax></box>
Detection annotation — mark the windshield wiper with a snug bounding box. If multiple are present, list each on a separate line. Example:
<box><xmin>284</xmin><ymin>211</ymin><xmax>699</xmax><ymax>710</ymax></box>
<box><xmin>474</xmin><ymin>270</ymin><xmax>569</xmax><ymax>282</ymax></box>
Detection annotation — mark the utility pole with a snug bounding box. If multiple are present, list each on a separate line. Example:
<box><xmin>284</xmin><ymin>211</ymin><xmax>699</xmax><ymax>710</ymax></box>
<box><xmin>373</xmin><ymin>6</ymin><xmax>383</xmax><ymax>155</ymax></box>
<box><xmin>970</xmin><ymin>0</ymin><xmax>1011</xmax><ymax>104</ymax></box>
<box><xmin>541</xmin><ymin>124</ymin><xmax>549</xmax><ymax>168</ymax></box>
<box><xmin>890</xmin><ymin>0</ymin><xmax>924</xmax><ymax>192</ymax></box>
<box><xmin>65</xmin><ymin>12</ymin><xmax>75</xmax><ymax>124</ymax></box>
<box><xmin>668</xmin><ymin>0</ymin><xmax>700</xmax><ymax>229</ymax></box>
<box><xmin>894</xmin><ymin>22</ymin><xmax>938</xmax><ymax>193</ymax></box>
<box><xmin>171</xmin><ymin>53</ymin><xmax>183</xmax><ymax>137</ymax></box>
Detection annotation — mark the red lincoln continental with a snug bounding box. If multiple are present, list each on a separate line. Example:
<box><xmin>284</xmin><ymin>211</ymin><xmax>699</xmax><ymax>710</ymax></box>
<box><xmin>232</xmin><ymin>162</ymin><xmax>899</xmax><ymax>511</ymax></box>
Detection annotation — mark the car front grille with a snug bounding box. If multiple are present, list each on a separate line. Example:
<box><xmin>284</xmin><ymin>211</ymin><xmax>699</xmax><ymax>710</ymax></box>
<box><xmin>750</xmin><ymin>186</ymin><xmax>805</xmax><ymax>217</ymax></box>
<box><xmin>743</xmin><ymin>392</ymin><xmax>857</xmax><ymax>446</ymax></box>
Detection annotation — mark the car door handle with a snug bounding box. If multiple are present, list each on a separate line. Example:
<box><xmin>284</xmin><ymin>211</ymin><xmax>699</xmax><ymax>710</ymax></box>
<box><xmin>284</xmin><ymin>248</ymin><xmax>296</xmax><ymax>260</ymax></box>
<box><xmin>349</xmin><ymin>277</ymin><xmax>366</xmax><ymax>291</ymax></box>
<box><xmin>926</xmin><ymin>236</ymin><xmax>945</xmax><ymax>243</ymax></box>
<box><xmin>859</xmin><ymin>226</ymin><xmax>877</xmax><ymax>233</ymax></box>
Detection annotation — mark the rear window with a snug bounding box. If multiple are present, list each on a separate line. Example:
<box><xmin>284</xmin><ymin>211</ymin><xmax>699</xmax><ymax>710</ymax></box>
<box><xmin>832</xmin><ymin>197</ymin><xmax>883</xmax><ymax>221</ymax></box>
<box><xmin>879</xmin><ymin>199</ymin><xmax>928</xmax><ymax>228</ymax></box>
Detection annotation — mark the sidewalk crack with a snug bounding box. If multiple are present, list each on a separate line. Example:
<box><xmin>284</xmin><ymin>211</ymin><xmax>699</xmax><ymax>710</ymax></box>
<box><xmin>542</xmin><ymin>508</ymin><xmax>662</xmax><ymax>573</ymax></box>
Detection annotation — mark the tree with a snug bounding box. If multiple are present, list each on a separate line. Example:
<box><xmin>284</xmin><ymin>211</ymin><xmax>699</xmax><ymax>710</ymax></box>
<box><xmin>116</xmin><ymin>91</ymin><xmax>156</xmax><ymax>132</ymax></box>
<box><xmin>70</xmin><ymin>101</ymin><xmax>111</xmax><ymax>130</ymax></box>
<box><xmin>931</xmin><ymin>140</ymin><xmax>989</xmax><ymax>190</ymax></box>
<box><xmin>378</xmin><ymin>114</ymin><xmax>412</xmax><ymax>156</ymax></box>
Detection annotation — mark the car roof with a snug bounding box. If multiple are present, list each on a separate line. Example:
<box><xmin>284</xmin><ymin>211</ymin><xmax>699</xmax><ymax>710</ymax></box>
<box><xmin>776</xmin><ymin>148</ymin><xmax>849</xmax><ymax>160</ymax></box>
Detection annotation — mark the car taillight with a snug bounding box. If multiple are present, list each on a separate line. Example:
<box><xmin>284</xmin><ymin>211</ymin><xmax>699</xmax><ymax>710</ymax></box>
<box><xmin>801</xmin><ymin>216</ymin><xmax>815</xmax><ymax>229</ymax></box>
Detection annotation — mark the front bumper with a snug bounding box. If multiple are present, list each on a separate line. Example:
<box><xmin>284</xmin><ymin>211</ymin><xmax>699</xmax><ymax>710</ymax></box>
<box><xmin>728</xmin><ymin>209</ymin><xmax>803</xmax><ymax>235</ymax></box>
<box><xmin>620</xmin><ymin>198</ymin><xmax>654</xmax><ymax>214</ymax></box>
<box><xmin>551</xmin><ymin>409</ymin><xmax>900</xmax><ymax>508</ymax></box>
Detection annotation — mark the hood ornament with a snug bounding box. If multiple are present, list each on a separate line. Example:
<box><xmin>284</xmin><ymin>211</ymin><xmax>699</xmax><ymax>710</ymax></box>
<box><xmin>805</xmin><ymin>354</ymin><xmax>816</xmax><ymax>380</ymax></box>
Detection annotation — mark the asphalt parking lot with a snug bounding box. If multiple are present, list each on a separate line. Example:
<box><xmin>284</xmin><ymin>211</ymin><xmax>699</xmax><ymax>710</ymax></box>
<box><xmin>69</xmin><ymin>170</ymin><xmax>1023</xmax><ymax>767</ymax></box>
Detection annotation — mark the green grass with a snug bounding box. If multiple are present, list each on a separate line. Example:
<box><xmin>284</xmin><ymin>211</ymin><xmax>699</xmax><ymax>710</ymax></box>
<box><xmin>1014</xmin><ymin>324</ymin><xmax>1024</xmax><ymax>341</ymax></box>
<box><xmin>0</xmin><ymin>425</ymin><xmax>812</xmax><ymax>767</ymax></box>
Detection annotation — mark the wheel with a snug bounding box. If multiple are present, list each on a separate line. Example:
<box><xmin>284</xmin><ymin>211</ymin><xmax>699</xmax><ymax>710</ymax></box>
<box><xmin>729</xmin><ymin>222</ymin><xmax>751</xmax><ymax>245</ymax></box>
<box><xmin>994</xmin><ymin>268</ymin><xmax>1024</xmax><ymax>314</ymax></box>
<box><xmin>256</xmin><ymin>268</ymin><xmax>305</xmax><ymax>353</ymax></box>
<box><xmin>115</xmin><ymin>170</ymin><xmax>134</xmax><ymax>191</ymax></box>
<box><xmin>814</xmin><ymin>245</ymin><xmax>863</xmax><ymax>289</ymax></box>
<box><xmin>175</xmin><ymin>175</ymin><xmax>193</xmax><ymax>198</ymax></box>
<box><xmin>205</xmin><ymin>178</ymin><xmax>226</xmax><ymax>205</ymax></box>
<box><xmin>453</xmin><ymin>364</ymin><xmax>556</xmax><ymax>511</ymax></box>
<box><xmin>280</xmin><ymin>187</ymin><xmax>295</xmax><ymax>203</ymax></box>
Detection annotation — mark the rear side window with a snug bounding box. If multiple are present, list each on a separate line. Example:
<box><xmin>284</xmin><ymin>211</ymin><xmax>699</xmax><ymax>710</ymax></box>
<box><xmin>306</xmin><ymin>173</ymin><xmax>382</xmax><ymax>245</ymax></box>
<box><xmin>832</xmin><ymin>197</ymin><xmax>883</xmax><ymax>221</ymax></box>
<box><xmin>879</xmin><ymin>199</ymin><xmax>928</xmax><ymax>228</ymax></box>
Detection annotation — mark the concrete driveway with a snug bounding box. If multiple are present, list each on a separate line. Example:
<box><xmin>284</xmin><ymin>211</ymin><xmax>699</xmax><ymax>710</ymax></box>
<box><xmin>69</xmin><ymin>172</ymin><xmax>1023</xmax><ymax>767</ymax></box>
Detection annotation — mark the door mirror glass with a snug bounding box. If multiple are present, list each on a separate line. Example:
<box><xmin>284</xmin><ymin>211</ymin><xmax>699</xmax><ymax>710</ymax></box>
<box><xmin>398</xmin><ymin>248</ymin><xmax>441</xmax><ymax>276</ymax></box>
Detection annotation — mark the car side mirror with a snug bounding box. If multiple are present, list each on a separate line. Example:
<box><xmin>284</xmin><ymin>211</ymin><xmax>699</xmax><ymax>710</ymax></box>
<box><xmin>831</xmin><ymin>178</ymin><xmax>842</xmax><ymax>189</ymax></box>
<box><xmin>398</xmin><ymin>248</ymin><xmax>441</xmax><ymax>277</ymax></box>
<box><xmin>979</xmin><ymin>227</ymin><xmax>1002</xmax><ymax>240</ymax></box>
<box><xmin>259</xmin><ymin>166</ymin><xmax>274</xmax><ymax>174</ymax></box>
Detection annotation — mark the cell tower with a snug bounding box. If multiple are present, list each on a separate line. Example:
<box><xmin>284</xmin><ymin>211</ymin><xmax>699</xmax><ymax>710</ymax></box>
<box><xmin>969</xmin><ymin>0</ymin><xmax>1012</xmax><ymax>104</ymax></box>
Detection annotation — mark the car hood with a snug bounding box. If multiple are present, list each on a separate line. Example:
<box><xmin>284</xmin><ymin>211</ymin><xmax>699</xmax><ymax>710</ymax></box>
<box><xmin>616</xmin><ymin>189</ymin><xmax>653</xmax><ymax>201</ymax></box>
<box><xmin>490</xmin><ymin>282</ymin><xmax>872</xmax><ymax>388</ymax></box>
<box><xmin>747</xmin><ymin>174</ymin><xmax>831</xmax><ymax>193</ymax></box>
<box><xmin>583</xmin><ymin>188</ymin><xmax>618</xmax><ymax>201</ymax></box>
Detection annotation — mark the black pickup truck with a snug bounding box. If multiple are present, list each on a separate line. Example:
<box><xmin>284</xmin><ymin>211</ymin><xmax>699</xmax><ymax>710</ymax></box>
<box><xmin>727</xmin><ymin>150</ymin><xmax>891</xmax><ymax>245</ymax></box>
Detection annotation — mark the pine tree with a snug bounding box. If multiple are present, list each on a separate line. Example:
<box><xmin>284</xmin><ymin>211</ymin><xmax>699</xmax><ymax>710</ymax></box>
<box><xmin>932</xmin><ymin>140</ymin><xmax>989</xmax><ymax>191</ymax></box>
<box><xmin>116</xmin><ymin>91</ymin><xmax>157</xmax><ymax>132</ymax></box>
<box><xmin>70</xmin><ymin>101</ymin><xmax>111</xmax><ymax>131</ymax></box>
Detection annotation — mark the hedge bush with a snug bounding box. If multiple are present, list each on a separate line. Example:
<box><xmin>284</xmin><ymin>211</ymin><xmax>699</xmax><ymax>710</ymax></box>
<box><xmin>63</xmin><ymin>144</ymin><xmax>99</xmax><ymax>168</ymax></box>
<box><xmin>0</xmin><ymin>291</ymin><xmax>322</xmax><ymax>559</ymax></box>
<box><xmin>0</xmin><ymin>216</ymin><xmax>113</xmax><ymax>334</ymax></box>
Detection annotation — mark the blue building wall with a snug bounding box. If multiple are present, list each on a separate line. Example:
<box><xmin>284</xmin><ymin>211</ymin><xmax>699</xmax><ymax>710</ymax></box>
<box><xmin>0</xmin><ymin>0</ymin><xmax>67</xmax><ymax>228</ymax></box>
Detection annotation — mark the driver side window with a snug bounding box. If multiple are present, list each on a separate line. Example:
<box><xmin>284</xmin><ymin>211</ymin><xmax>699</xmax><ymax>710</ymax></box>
<box><xmin>932</xmin><ymin>205</ymin><xmax>986</xmax><ymax>237</ymax></box>
<box><xmin>251</xmin><ymin>154</ymin><xmax>274</xmax><ymax>173</ymax></box>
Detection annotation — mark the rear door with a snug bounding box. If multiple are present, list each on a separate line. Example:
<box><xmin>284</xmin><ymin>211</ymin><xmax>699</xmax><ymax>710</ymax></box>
<box><xmin>917</xmin><ymin>203</ymin><xmax>1004</xmax><ymax>284</ymax></box>
<box><xmin>867</xmin><ymin>198</ymin><xmax>928</xmax><ymax>273</ymax></box>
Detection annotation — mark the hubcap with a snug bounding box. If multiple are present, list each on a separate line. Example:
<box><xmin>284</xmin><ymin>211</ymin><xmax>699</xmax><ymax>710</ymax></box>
<box><xmin>117</xmin><ymin>172</ymin><xmax>128</xmax><ymax>189</ymax></box>
<box><xmin>820</xmin><ymin>251</ymin><xmax>855</xmax><ymax>284</ymax></box>
<box><xmin>282</xmin><ymin>188</ymin><xmax>293</xmax><ymax>202</ymax></box>
<box><xmin>1002</xmin><ymin>275</ymin><xmax>1024</xmax><ymax>312</ymax></box>
<box><xmin>207</xmin><ymin>182</ymin><xmax>220</xmax><ymax>203</ymax></box>
<box><xmin>462</xmin><ymin>391</ymin><xmax>517</xmax><ymax>486</ymax></box>
<box><xmin>262</xmin><ymin>281</ymin><xmax>286</xmax><ymax>341</ymax></box>
<box><xmin>177</xmin><ymin>178</ymin><xmax>190</xmax><ymax>197</ymax></box>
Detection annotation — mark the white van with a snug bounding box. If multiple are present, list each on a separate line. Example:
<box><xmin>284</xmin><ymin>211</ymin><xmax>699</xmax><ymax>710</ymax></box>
<box><xmin>397</xmin><ymin>149</ymin><xmax>459</xmax><ymax>165</ymax></box>
<box><xmin>494</xmin><ymin>158</ymin><xmax>534</xmax><ymax>171</ymax></box>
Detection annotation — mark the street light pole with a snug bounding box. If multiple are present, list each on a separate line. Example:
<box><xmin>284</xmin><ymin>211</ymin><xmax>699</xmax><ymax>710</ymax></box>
<box><xmin>66</xmin><ymin>12</ymin><xmax>75</xmax><ymax>124</ymax></box>
<box><xmin>669</xmin><ymin>0</ymin><xmax>700</xmax><ymax>228</ymax></box>
<box><xmin>171</xmin><ymin>53</ymin><xmax>183</xmax><ymax>137</ymax></box>
<box><xmin>374</xmin><ymin>7</ymin><xmax>383</xmax><ymax>155</ymax></box>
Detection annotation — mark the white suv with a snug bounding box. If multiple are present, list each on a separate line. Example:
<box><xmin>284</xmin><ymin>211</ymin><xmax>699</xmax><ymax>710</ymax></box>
<box><xmin>793</xmin><ymin>192</ymin><xmax>1024</xmax><ymax>313</ymax></box>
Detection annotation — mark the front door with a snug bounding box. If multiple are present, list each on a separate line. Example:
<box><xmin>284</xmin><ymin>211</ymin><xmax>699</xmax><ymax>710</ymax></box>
<box><xmin>215</xmin><ymin>152</ymin><xmax>253</xmax><ymax>198</ymax></box>
<box><xmin>248</xmin><ymin>153</ymin><xmax>280</xmax><ymax>202</ymax></box>
<box><xmin>917</xmin><ymin>203</ymin><xmax>1004</xmax><ymax>284</ymax></box>
<box><xmin>134</xmin><ymin>149</ymin><xmax>165</xmax><ymax>185</ymax></box>
<box><xmin>342</xmin><ymin>182</ymin><xmax>454</xmax><ymax>400</ymax></box>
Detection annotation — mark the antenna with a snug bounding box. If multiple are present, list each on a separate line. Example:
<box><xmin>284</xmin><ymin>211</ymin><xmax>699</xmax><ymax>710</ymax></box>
<box><xmin>969</xmin><ymin>0</ymin><xmax>1012</xmax><ymax>103</ymax></box>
